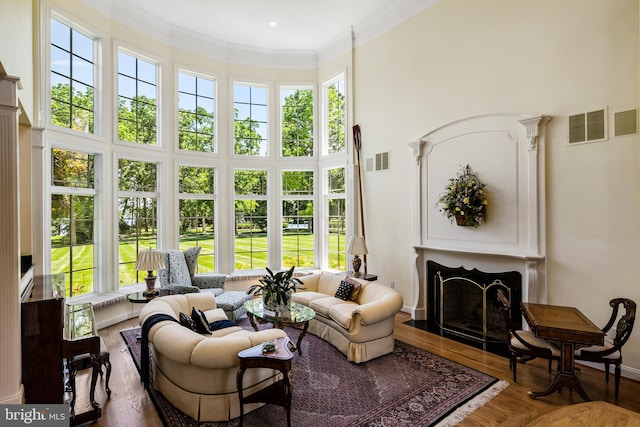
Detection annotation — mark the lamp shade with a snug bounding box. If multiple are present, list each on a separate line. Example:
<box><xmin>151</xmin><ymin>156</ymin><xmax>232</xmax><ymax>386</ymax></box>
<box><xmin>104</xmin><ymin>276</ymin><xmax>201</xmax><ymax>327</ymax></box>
<box><xmin>347</xmin><ymin>236</ymin><xmax>368</xmax><ymax>255</ymax></box>
<box><xmin>134</xmin><ymin>249</ymin><xmax>165</xmax><ymax>272</ymax></box>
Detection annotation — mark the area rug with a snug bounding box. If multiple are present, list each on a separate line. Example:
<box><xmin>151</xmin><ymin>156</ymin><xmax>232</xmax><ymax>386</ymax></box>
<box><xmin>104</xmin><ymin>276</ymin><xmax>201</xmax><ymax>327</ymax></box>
<box><xmin>120</xmin><ymin>318</ymin><xmax>507</xmax><ymax>427</ymax></box>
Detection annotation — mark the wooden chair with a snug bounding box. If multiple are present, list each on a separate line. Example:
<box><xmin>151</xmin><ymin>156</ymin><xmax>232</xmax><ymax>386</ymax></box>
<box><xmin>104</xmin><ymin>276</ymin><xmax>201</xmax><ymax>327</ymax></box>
<box><xmin>496</xmin><ymin>289</ymin><xmax>560</xmax><ymax>382</ymax></box>
<box><xmin>575</xmin><ymin>298</ymin><xmax>636</xmax><ymax>397</ymax></box>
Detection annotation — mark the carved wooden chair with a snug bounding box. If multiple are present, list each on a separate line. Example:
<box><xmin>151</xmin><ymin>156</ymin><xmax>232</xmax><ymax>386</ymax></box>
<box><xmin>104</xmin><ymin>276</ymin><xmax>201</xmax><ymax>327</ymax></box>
<box><xmin>496</xmin><ymin>289</ymin><xmax>560</xmax><ymax>382</ymax></box>
<box><xmin>575</xmin><ymin>298</ymin><xmax>636</xmax><ymax>397</ymax></box>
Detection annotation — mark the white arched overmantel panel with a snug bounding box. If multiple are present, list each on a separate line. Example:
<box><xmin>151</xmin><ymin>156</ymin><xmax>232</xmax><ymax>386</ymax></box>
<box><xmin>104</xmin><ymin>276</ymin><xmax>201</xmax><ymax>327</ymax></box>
<box><xmin>408</xmin><ymin>114</ymin><xmax>550</xmax><ymax>320</ymax></box>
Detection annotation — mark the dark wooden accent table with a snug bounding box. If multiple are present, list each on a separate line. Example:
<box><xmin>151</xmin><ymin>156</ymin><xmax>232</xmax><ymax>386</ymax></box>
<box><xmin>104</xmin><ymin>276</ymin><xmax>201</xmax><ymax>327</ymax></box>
<box><xmin>346</xmin><ymin>271</ymin><xmax>378</xmax><ymax>281</ymax></box>
<box><xmin>236</xmin><ymin>337</ymin><xmax>294</xmax><ymax>427</ymax></box>
<box><xmin>64</xmin><ymin>302</ymin><xmax>111</xmax><ymax>426</ymax></box>
<box><xmin>520</xmin><ymin>302</ymin><xmax>605</xmax><ymax>401</ymax></box>
<box><xmin>127</xmin><ymin>288</ymin><xmax>172</xmax><ymax>303</ymax></box>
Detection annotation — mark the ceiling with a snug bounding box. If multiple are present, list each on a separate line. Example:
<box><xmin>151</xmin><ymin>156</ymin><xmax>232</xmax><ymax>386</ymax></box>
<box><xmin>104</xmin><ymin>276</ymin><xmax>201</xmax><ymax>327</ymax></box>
<box><xmin>84</xmin><ymin>0</ymin><xmax>437</xmax><ymax>54</ymax></box>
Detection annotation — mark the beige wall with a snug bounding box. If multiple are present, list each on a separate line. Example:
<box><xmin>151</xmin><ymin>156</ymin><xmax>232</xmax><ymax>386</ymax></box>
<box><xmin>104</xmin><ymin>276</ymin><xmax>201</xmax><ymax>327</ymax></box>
<box><xmin>353</xmin><ymin>0</ymin><xmax>640</xmax><ymax>373</ymax></box>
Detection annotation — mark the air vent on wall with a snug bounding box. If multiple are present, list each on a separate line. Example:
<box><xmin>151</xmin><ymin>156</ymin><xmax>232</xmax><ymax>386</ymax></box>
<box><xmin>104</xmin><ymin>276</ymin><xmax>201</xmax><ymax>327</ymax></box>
<box><xmin>569</xmin><ymin>108</ymin><xmax>607</xmax><ymax>144</ymax></box>
<box><xmin>614</xmin><ymin>109</ymin><xmax>637</xmax><ymax>137</ymax></box>
<box><xmin>375</xmin><ymin>151</ymin><xmax>389</xmax><ymax>171</ymax></box>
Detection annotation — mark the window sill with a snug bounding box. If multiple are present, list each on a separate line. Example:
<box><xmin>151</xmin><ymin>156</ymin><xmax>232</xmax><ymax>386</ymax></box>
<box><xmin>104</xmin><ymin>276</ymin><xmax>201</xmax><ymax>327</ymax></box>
<box><xmin>66</xmin><ymin>283</ymin><xmax>146</xmax><ymax>309</ymax></box>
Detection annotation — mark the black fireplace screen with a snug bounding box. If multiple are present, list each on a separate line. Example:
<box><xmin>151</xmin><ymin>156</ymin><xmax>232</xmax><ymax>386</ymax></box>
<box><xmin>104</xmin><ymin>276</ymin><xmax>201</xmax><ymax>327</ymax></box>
<box><xmin>427</xmin><ymin>261</ymin><xmax>522</xmax><ymax>346</ymax></box>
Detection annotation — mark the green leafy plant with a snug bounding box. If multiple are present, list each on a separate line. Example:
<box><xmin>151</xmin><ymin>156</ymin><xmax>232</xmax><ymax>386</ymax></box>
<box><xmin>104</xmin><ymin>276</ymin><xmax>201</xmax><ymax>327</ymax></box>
<box><xmin>437</xmin><ymin>165</ymin><xmax>488</xmax><ymax>227</ymax></box>
<box><xmin>246</xmin><ymin>266</ymin><xmax>304</xmax><ymax>308</ymax></box>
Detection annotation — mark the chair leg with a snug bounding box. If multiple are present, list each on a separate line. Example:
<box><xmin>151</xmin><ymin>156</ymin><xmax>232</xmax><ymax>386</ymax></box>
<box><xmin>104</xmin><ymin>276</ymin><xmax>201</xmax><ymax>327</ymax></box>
<box><xmin>614</xmin><ymin>364</ymin><xmax>621</xmax><ymax>397</ymax></box>
<box><xmin>512</xmin><ymin>354</ymin><xmax>517</xmax><ymax>382</ymax></box>
<box><xmin>604</xmin><ymin>361</ymin><xmax>610</xmax><ymax>383</ymax></box>
<box><xmin>548</xmin><ymin>358</ymin><xmax>552</xmax><ymax>374</ymax></box>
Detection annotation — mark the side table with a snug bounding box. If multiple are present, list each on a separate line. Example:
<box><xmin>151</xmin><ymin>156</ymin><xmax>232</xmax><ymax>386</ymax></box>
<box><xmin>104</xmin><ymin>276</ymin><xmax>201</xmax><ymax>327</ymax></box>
<box><xmin>346</xmin><ymin>271</ymin><xmax>378</xmax><ymax>281</ymax></box>
<box><xmin>127</xmin><ymin>288</ymin><xmax>172</xmax><ymax>303</ymax></box>
<box><xmin>236</xmin><ymin>337</ymin><xmax>294</xmax><ymax>427</ymax></box>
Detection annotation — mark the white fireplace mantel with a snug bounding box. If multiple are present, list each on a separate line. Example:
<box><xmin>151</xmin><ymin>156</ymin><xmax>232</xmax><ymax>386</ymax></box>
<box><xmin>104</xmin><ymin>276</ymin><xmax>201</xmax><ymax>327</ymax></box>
<box><xmin>409</xmin><ymin>114</ymin><xmax>550</xmax><ymax>320</ymax></box>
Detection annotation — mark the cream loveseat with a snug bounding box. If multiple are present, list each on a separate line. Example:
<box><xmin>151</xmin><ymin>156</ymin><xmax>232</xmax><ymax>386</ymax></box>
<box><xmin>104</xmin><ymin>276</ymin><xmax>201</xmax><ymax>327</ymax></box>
<box><xmin>292</xmin><ymin>272</ymin><xmax>403</xmax><ymax>363</ymax></box>
<box><xmin>139</xmin><ymin>293</ymin><xmax>287</xmax><ymax>422</ymax></box>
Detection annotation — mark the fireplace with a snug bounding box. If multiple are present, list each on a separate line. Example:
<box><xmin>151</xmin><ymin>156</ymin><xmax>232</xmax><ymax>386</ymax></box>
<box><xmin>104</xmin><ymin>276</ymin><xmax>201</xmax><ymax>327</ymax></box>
<box><xmin>426</xmin><ymin>261</ymin><xmax>521</xmax><ymax>349</ymax></box>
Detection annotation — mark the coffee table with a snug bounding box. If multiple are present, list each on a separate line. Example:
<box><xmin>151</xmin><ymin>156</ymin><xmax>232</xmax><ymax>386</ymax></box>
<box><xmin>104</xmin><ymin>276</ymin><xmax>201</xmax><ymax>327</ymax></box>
<box><xmin>244</xmin><ymin>298</ymin><xmax>315</xmax><ymax>355</ymax></box>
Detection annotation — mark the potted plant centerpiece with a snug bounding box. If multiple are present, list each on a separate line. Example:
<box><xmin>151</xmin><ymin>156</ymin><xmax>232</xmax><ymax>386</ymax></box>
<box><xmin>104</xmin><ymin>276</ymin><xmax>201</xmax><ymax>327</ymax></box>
<box><xmin>247</xmin><ymin>266</ymin><xmax>304</xmax><ymax>317</ymax></box>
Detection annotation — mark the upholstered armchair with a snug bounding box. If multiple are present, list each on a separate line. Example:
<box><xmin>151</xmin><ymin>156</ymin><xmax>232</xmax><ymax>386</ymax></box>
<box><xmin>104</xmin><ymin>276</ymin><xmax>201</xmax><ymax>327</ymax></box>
<box><xmin>157</xmin><ymin>246</ymin><xmax>227</xmax><ymax>295</ymax></box>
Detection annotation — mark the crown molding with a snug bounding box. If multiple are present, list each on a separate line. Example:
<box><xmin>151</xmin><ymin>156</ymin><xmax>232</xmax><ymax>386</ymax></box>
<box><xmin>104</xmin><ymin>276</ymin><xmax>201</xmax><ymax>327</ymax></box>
<box><xmin>83</xmin><ymin>0</ymin><xmax>438</xmax><ymax>69</ymax></box>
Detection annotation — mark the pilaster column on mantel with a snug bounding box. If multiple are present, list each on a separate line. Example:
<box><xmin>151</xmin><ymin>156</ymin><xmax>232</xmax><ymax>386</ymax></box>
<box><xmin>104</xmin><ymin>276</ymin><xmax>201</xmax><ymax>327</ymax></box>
<box><xmin>0</xmin><ymin>74</ymin><xmax>23</xmax><ymax>403</ymax></box>
<box><xmin>409</xmin><ymin>140</ymin><xmax>427</xmax><ymax>320</ymax></box>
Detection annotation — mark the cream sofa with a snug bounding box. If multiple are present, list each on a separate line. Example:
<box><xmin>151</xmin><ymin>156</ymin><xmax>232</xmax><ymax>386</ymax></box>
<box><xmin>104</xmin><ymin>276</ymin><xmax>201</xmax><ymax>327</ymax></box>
<box><xmin>139</xmin><ymin>293</ymin><xmax>287</xmax><ymax>422</ymax></box>
<box><xmin>292</xmin><ymin>272</ymin><xmax>403</xmax><ymax>363</ymax></box>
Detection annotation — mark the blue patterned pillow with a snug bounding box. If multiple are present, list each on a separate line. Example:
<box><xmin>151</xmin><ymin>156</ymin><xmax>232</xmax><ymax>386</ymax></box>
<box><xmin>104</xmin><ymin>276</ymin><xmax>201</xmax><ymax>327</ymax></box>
<box><xmin>191</xmin><ymin>307</ymin><xmax>212</xmax><ymax>334</ymax></box>
<box><xmin>335</xmin><ymin>280</ymin><xmax>354</xmax><ymax>301</ymax></box>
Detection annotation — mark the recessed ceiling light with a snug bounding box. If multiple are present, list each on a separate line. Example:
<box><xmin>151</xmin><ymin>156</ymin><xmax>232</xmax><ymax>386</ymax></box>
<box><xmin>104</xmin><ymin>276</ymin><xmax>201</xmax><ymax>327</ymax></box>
<box><xmin>269</xmin><ymin>21</ymin><xmax>278</xmax><ymax>27</ymax></box>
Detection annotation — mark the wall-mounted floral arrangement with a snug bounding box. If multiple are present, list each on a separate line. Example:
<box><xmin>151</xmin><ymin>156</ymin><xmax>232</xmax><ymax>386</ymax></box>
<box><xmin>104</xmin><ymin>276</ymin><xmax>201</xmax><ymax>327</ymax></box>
<box><xmin>437</xmin><ymin>165</ymin><xmax>488</xmax><ymax>227</ymax></box>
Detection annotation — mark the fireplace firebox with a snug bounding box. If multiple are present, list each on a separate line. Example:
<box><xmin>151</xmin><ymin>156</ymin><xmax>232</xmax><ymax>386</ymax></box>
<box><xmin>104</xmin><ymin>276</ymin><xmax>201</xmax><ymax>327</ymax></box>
<box><xmin>425</xmin><ymin>261</ymin><xmax>522</xmax><ymax>352</ymax></box>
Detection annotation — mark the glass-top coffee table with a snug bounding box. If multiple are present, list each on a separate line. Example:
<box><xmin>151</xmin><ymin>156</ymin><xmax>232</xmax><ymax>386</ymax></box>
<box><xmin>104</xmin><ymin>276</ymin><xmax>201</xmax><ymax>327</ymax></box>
<box><xmin>244</xmin><ymin>298</ymin><xmax>316</xmax><ymax>355</ymax></box>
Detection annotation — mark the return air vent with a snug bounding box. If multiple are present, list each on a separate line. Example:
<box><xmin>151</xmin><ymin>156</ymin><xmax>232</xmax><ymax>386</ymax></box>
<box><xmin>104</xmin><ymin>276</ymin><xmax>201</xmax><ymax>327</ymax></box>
<box><xmin>375</xmin><ymin>151</ymin><xmax>389</xmax><ymax>171</ymax></box>
<box><xmin>569</xmin><ymin>108</ymin><xmax>607</xmax><ymax>144</ymax></box>
<box><xmin>614</xmin><ymin>109</ymin><xmax>637</xmax><ymax>137</ymax></box>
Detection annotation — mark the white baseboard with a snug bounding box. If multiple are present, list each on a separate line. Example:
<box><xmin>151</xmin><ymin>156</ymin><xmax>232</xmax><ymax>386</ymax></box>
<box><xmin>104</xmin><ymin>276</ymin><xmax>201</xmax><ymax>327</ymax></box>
<box><xmin>577</xmin><ymin>360</ymin><xmax>640</xmax><ymax>382</ymax></box>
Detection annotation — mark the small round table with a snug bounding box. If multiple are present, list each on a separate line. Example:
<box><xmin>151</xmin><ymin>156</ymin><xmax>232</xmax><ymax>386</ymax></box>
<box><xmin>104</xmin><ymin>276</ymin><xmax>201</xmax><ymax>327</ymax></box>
<box><xmin>244</xmin><ymin>298</ymin><xmax>315</xmax><ymax>355</ymax></box>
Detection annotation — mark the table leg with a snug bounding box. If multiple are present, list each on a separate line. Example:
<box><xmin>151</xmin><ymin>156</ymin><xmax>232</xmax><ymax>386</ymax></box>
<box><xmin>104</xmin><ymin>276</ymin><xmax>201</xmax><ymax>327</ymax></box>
<box><xmin>528</xmin><ymin>341</ymin><xmax>591</xmax><ymax>401</ymax></box>
<box><xmin>236</xmin><ymin>367</ymin><xmax>246</xmax><ymax>427</ymax></box>
<box><xmin>89</xmin><ymin>354</ymin><xmax>101</xmax><ymax>409</ymax></box>
<box><xmin>247</xmin><ymin>313</ymin><xmax>258</xmax><ymax>332</ymax></box>
<box><xmin>293</xmin><ymin>321</ymin><xmax>309</xmax><ymax>356</ymax></box>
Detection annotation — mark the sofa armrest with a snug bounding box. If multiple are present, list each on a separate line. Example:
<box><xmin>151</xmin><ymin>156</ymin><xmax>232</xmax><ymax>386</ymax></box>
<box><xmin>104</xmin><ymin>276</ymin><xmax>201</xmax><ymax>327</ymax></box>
<box><xmin>193</xmin><ymin>273</ymin><xmax>227</xmax><ymax>289</ymax></box>
<box><xmin>162</xmin><ymin>283</ymin><xmax>200</xmax><ymax>294</ymax></box>
<box><xmin>353</xmin><ymin>300</ymin><xmax>399</xmax><ymax>326</ymax></box>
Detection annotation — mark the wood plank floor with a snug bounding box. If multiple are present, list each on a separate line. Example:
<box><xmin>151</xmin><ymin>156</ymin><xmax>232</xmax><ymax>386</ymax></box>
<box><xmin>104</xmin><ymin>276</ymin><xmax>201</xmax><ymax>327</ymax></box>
<box><xmin>73</xmin><ymin>312</ymin><xmax>640</xmax><ymax>426</ymax></box>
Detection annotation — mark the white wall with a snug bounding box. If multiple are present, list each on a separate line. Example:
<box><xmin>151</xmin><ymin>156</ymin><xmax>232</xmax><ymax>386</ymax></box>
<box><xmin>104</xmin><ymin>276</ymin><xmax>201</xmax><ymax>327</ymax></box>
<box><xmin>353</xmin><ymin>0</ymin><xmax>640</xmax><ymax>372</ymax></box>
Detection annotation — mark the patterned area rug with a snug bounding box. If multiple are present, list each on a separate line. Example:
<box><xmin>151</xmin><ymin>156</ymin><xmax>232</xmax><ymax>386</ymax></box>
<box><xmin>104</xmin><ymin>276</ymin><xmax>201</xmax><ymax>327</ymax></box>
<box><xmin>120</xmin><ymin>318</ymin><xmax>507</xmax><ymax>427</ymax></box>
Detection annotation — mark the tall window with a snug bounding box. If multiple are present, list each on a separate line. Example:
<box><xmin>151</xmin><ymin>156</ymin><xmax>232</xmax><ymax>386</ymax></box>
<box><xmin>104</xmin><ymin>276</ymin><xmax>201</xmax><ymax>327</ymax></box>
<box><xmin>179</xmin><ymin>165</ymin><xmax>215</xmax><ymax>272</ymax></box>
<box><xmin>50</xmin><ymin>18</ymin><xmax>95</xmax><ymax>133</ymax></box>
<box><xmin>234</xmin><ymin>169</ymin><xmax>268</xmax><ymax>269</ymax></box>
<box><xmin>117</xmin><ymin>50</ymin><xmax>158</xmax><ymax>145</ymax></box>
<box><xmin>281</xmin><ymin>87</ymin><xmax>313</xmax><ymax>156</ymax></box>
<box><xmin>118</xmin><ymin>159</ymin><xmax>158</xmax><ymax>285</ymax></box>
<box><xmin>50</xmin><ymin>149</ymin><xmax>96</xmax><ymax>297</ymax></box>
<box><xmin>326</xmin><ymin>167</ymin><xmax>346</xmax><ymax>269</ymax></box>
<box><xmin>282</xmin><ymin>171</ymin><xmax>314</xmax><ymax>267</ymax></box>
<box><xmin>234</xmin><ymin>83</ymin><xmax>268</xmax><ymax>156</ymax></box>
<box><xmin>324</xmin><ymin>76</ymin><xmax>346</xmax><ymax>154</ymax></box>
<box><xmin>178</xmin><ymin>72</ymin><xmax>215</xmax><ymax>152</ymax></box>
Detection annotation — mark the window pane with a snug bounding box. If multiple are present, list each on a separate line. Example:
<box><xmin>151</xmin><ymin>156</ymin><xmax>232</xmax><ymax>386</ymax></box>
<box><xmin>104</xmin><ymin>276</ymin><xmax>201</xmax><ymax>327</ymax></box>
<box><xmin>235</xmin><ymin>170</ymin><xmax>267</xmax><ymax>195</ymax></box>
<box><xmin>118</xmin><ymin>159</ymin><xmax>157</xmax><ymax>192</ymax></box>
<box><xmin>51</xmin><ymin>194</ymin><xmax>95</xmax><ymax>297</ymax></box>
<box><xmin>178</xmin><ymin>72</ymin><xmax>216</xmax><ymax>153</ymax></box>
<box><xmin>282</xmin><ymin>200</ymin><xmax>314</xmax><ymax>268</ymax></box>
<box><xmin>179</xmin><ymin>166</ymin><xmax>214</xmax><ymax>194</ymax></box>
<box><xmin>234</xmin><ymin>200</ymin><xmax>268</xmax><ymax>270</ymax></box>
<box><xmin>327</xmin><ymin>78</ymin><xmax>346</xmax><ymax>154</ymax></box>
<box><xmin>51</xmin><ymin>148</ymin><xmax>94</xmax><ymax>188</ymax></box>
<box><xmin>179</xmin><ymin>199</ymin><xmax>215</xmax><ymax>273</ymax></box>
<box><xmin>234</xmin><ymin>83</ymin><xmax>268</xmax><ymax>156</ymax></box>
<box><xmin>72</xmin><ymin>30</ymin><xmax>93</xmax><ymax>62</ymax></box>
<box><xmin>51</xmin><ymin>45</ymin><xmax>70</xmax><ymax>76</ymax></box>
<box><xmin>327</xmin><ymin>198</ymin><xmax>346</xmax><ymax>270</ymax></box>
<box><xmin>118</xmin><ymin>51</ymin><xmax>157</xmax><ymax>145</ymax></box>
<box><xmin>328</xmin><ymin>168</ymin><xmax>345</xmax><ymax>194</ymax></box>
<box><xmin>282</xmin><ymin>170</ymin><xmax>313</xmax><ymax>195</ymax></box>
<box><xmin>118</xmin><ymin>197</ymin><xmax>158</xmax><ymax>285</ymax></box>
<box><xmin>51</xmin><ymin>19</ymin><xmax>70</xmax><ymax>50</ymax></box>
<box><xmin>282</xmin><ymin>88</ymin><xmax>314</xmax><ymax>157</ymax></box>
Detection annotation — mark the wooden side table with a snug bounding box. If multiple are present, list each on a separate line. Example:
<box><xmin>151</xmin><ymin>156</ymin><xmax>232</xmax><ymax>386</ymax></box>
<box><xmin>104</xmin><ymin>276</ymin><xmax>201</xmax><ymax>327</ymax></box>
<box><xmin>346</xmin><ymin>271</ymin><xmax>378</xmax><ymax>281</ymax></box>
<box><xmin>236</xmin><ymin>337</ymin><xmax>294</xmax><ymax>427</ymax></box>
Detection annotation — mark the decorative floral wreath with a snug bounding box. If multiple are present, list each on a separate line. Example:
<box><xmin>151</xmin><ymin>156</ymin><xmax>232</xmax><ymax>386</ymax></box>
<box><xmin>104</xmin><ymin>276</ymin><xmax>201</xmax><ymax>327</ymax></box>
<box><xmin>437</xmin><ymin>165</ymin><xmax>488</xmax><ymax>227</ymax></box>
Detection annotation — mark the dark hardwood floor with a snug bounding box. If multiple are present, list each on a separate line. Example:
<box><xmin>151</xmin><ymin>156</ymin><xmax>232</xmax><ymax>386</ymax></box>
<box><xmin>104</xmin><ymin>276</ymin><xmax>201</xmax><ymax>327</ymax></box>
<box><xmin>72</xmin><ymin>312</ymin><xmax>640</xmax><ymax>426</ymax></box>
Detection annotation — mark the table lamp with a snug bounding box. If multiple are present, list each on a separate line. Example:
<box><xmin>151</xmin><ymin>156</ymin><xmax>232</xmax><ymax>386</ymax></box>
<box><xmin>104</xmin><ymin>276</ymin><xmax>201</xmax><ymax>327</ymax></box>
<box><xmin>347</xmin><ymin>236</ymin><xmax>368</xmax><ymax>276</ymax></box>
<box><xmin>135</xmin><ymin>249</ymin><xmax>165</xmax><ymax>296</ymax></box>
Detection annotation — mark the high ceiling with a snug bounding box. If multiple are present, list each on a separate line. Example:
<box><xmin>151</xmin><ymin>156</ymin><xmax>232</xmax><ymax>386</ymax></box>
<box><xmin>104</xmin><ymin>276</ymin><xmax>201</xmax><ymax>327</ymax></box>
<box><xmin>84</xmin><ymin>0</ymin><xmax>436</xmax><ymax>53</ymax></box>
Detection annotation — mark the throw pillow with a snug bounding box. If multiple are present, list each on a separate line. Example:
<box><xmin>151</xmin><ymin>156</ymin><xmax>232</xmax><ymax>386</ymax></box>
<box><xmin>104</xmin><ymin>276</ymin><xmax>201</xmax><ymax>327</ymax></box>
<box><xmin>335</xmin><ymin>280</ymin><xmax>354</xmax><ymax>301</ymax></box>
<box><xmin>210</xmin><ymin>319</ymin><xmax>237</xmax><ymax>331</ymax></box>
<box><xmin>191</xmin><ymin>307</ymin><xmax>212</xmax><ymax>334</ymax></box>
<box><xmin>168</xmin><ymin>250</ymin><xmax>192</xmax><ymax>286</ymax></box>
<box><xmin>179</xmin><ymin>312</ymin><xmax>198</xmax><ymax>332</ymax></box>
<box><xmin>344</xmin><ymin>276</ymin><xmax>362</xmax><ymax>302</ymax></box>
